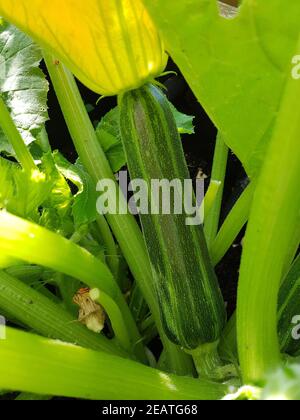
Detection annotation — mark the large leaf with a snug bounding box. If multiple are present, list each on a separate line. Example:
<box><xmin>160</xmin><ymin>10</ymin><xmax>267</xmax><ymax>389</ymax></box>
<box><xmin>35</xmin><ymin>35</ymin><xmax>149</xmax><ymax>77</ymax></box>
<box><xmin>0</xmin><ymin>21</ymin><xmax>49</xmax><ymax>155</ymax></box>
<box><xmin>143</xmin><ymin>0</ymin><xmax>300</xmax><ymax>176</ymax></box>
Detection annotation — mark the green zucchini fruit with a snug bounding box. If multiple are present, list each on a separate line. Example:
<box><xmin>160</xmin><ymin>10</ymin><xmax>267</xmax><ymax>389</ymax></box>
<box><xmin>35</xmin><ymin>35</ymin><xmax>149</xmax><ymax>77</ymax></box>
<box><xmin>119</xmin><ymin>83</ymin><xmax>226</xmax><ymax>351</ymax></box>
<box><xmin>278</xmin><ymin>254</ymin><xmax>300</xmax><ymax>356</ymax></box>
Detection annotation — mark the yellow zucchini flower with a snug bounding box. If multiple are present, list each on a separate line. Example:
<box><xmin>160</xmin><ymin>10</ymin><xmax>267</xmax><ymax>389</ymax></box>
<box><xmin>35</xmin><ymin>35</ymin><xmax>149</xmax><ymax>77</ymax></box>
<box><xmin>0</xmin><ymin>0</ymin><xmax>167</xmax><ymax>95</ymax></box>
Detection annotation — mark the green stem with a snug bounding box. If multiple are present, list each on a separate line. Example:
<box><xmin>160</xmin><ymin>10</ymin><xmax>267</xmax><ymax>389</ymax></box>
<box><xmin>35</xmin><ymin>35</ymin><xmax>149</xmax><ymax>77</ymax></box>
<box><xmin>187</xmin><ymin>341</ymin><xmax>223</xmax><ymax>380</ymax></box>
<box><xmin>44</xmin><ymin>52</ymin><xmax>147</xmax><ymax>296</ymax></box>
<box><xmin>0</xmin><ymin>213</ymin><xmax>117</xmax><ymax>297</ymax></box>
<box><xmin>44</xmin><ymin>56</ymin><xmax>119</xmax><ymax>281</ymax></box>
<box><xmin>90</xmin><ymin>220</ymin><xmax>121</xmax><ymax>287</ymax></box>
<box><xmin>203</xmin><ymin>180</ymin><xmax>221</xmax><ymax>219</ymax></box>
<box><xmin>6</xmin><ymin>264</ymin><xmax>61</xmax><ymax>303</ymax></box>
<box><xmin>0</xmin><ymin>95</ymin><xmax>36</xmax><ymax>172</ymax></box>
<box><xmin>210</xmin><ymin>181</ymin><xmax>255</xmax><ymax>266</ymax></box>
<box><xmin>204</xmin><ymin>133</ymin><xmax>228</xmax><ymax>247</ymax></box>
<box><xmin>0</xmin><ymin>211</ymin><xmax>145</xmax><ymax>362</ymax></box>
<box><xmin>44</xmin><ymin>52</ymin><xmax>192</xmax><ymax>375</ymax></box>
<box><xmin>140</xmin><ymin>315</ymin><xmax>158</xmax><ymax>345</ymax></box>
<box><xmin>0</xmin><ymin>327</ymin><xmax>229</xmax><ymax>400</ymax></box>
<box><xmin>0</xmin><ymin>269</ymin><xmax>124</xmax><ymax>356</ymax></box>
<box><xmin>96</xmin><ymin>217</ymin><xmax>119</xmax><ymax>279</ymax></box>
<box><xmin>237</xmin><ymin>38</ymin><xmax>300</xmax><ymax>384</ymax></box>
<box><xmin>219</xmin><ymin>312</ymin><xmax>238</xmax><ymax>362</ymax></box>
<box><xmin>220</xmin><ymin>227</ymin><xmax>300</xmax><ymax>362</ymax></box>
<box><xmin>129</xmin><ymin>282</ymin><xmax>148</xmax><ymax>324</ymax></box>
<box><xmin>5</xmin><ymin>265</ymin><xmax>44</xmax><ymax>283</ymax></box>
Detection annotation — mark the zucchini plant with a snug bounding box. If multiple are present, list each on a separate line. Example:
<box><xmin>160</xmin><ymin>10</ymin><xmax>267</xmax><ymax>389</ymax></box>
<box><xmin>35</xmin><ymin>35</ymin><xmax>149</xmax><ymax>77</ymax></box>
<box><xmin>0</xmin><ymin>0</ymin><xmax>299</xmax><ymax>401</ymax></box>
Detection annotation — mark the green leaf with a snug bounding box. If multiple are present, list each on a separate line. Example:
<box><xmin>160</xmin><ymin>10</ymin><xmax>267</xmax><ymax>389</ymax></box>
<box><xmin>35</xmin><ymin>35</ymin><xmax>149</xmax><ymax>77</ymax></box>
<box><xmin>96</xmin><ymin>107</ymin><xmax>126</xmax><ymax>173</ymax></box>
<box><xmin>96</xmin><ymin>126</ymin><xmax>125</xmax><ymax>173</ymax></box>
<box><xmin>168</xmin><ymin>102</ymin><xmax>194</xmax><ymax>134</ymax></box>
<box><xmin>0</xmin><ymin>157</ymin><xmax>52</xmax><ymax>219</ymax></box>
<box><xmin>97</xmin><ymin>106</ymin><xmax>120</xmax><ymax>139</ymax></box>
<box><xmin>53</xmin><ymin>152</ymin><xmax>98</xmax><ymax>229</ymax></box>
<box><xmin>39</xmin><ymin>152</ymin><xmax>73</xmax><ymax>234</ymax></box>
<box><xmin>96</xmin><ymin>103</ymin><xmax>195</xmax><ymax>172</ymax></box>
<box><xmin>143</xmin><ymin>0</ymin><xmax>300</xmax><ymax>176</ymax></box>
<box><xmin>0</xmin><ymin>20</ymin><xmax>49</xmax><ymax>155</ymax></box>
<box><xmin>72</xmin><ymin>163</ymin><xmax>98</xmax><ymax>229</ymax></box>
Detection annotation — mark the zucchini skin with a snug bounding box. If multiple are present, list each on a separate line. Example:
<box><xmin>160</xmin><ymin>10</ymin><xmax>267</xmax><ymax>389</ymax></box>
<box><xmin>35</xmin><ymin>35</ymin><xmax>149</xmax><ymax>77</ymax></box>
<box><xmin>278</xmin><ymin>255</ymin><xmax>300</xmax><ymax>355</ymax></box>
<box><xmin>119</xmin><ymin>84</ymin><xmax>226</xmax><ymax>350</ymax></box>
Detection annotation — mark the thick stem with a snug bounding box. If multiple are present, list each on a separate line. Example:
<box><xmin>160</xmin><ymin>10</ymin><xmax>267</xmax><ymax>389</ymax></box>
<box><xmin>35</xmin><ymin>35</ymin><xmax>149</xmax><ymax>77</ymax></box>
<box><xmin>44</xmin><ymin>55</ymin><xmax>119</xmax><ymax>280</ymax></box>
<box><xmin>0</xmin><ymin>327</ymin><xmax>229</xmax><ymax>400</ymax></box>
<box><xmin>187</xmin><ymin>341</ymin><xmax>223</xmax><ymax>380</ymax></box>
<box><xmin>237</xmin><ymin>37</ymin><xmax>300</xmax><ymax>383</ymax></box>
<box><xmin>44</xmin><ymin>53</ymin><xmax>151</xmax><ymax>299</ymax></box>
<box><xmin>219</xmin><ymin>226</ymin><xmax>300</xmax><ymax>361</ymax></box>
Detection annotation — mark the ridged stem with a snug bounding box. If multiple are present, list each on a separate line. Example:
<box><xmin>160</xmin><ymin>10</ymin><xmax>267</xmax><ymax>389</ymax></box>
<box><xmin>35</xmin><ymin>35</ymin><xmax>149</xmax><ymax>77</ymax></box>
<box><xmin>237</xmin><ymin>35</ymin><xmax>300</xmax><ymax>383</ymax></box>
<box><xmin>0</xmin><ymin>327</ymin><xmax>229</xmax><ymax>400</ymax></box>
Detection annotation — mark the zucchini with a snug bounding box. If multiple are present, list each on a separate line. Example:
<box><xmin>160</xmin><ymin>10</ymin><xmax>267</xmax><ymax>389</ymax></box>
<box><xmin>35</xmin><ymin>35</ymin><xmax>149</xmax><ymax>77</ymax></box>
<box><xmin>119</xmin><ymin>84</ymin><xmax>226</xmax><ymax>351</ymax></box>
<box><xmin>278</xmin><ymin>254</ymin><xmax>300</xmax><ymax>356</ymax></box>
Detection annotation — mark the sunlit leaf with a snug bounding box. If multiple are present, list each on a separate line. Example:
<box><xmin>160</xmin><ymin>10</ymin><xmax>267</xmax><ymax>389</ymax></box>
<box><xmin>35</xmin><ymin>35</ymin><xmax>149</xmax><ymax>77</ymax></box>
<box><xmin>0</xmin><ymin>157</ymin><xmax>52</xmax><ymax>219</ymax></box>
<box><xmin>143</xmin><ymin>0</ymin><xmax>300</xmax><ymax>176</ymax></box>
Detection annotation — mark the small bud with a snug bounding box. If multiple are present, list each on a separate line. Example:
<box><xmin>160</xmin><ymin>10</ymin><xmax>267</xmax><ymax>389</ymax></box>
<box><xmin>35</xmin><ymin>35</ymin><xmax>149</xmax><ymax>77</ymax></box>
<box><xmin>73</xmin><ymin>288</ymin><xmax>105</xmax><ymax>334</ymax></box>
